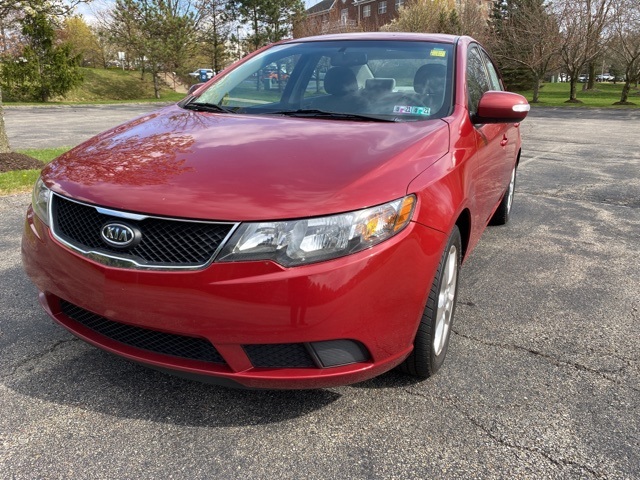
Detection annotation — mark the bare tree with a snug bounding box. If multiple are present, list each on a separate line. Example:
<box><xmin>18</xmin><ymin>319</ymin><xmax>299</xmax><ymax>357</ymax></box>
<box><xmin>382</xmin><ymin>0</ymin><xmax>459</xmax><ymax>33</ymax></box>
<box><xmin>556</xmin><ymin>0</ymin><xmax>612</xmax><ymax>102</ymax></box>
<box><xmin>0</xmin><ymin>89</ymin><xmax>9</xmax><ymax>154</ymax></box>
<box><xmin>456</xmin><ymin>0</ymin><xmax>490</xmax><ymax>42</ymax></box>
<box><xmin>490</xmin><ymin>0</ymin><xmax>562</xmax><ymax>102</ymax></box>
<box><xmin>609</xmin><ymin>0</ymin><xmax>640</xmax><ymax>104</ymax></box>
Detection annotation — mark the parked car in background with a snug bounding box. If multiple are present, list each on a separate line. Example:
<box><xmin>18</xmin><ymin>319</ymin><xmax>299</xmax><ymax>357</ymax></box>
<box><xmin>596</xmin><ymin>73</ymin><xmax>614</xmax><ymax>82</ymax></box>
<box><xmin>263</xmin><ymin>64</ymin><xmax>289</xmax><ymax>81</ymax></box>
<box><xmin>188</xmin><ymin>68</ymin><xmax>214</xmax><ymax>79</ymax></box>
<box><xmin>22</xmin><ymin>33</ymin><xmax>529</xmax><ymax>389</ymax></box>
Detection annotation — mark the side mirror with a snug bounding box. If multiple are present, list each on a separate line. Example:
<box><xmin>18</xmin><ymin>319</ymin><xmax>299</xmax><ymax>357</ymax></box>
<box><xmin>188</xmin><ymin>83</ymin><xmax>204</xmax><ymax>95</ymax></box>
<box><xmin>473</xmin><ymin>91</ymin><xmax>530</xmax><ymax>124</ymax></box>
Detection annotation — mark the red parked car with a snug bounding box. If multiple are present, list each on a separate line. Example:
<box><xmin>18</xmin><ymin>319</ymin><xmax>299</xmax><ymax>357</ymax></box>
<box><xmin>22</xmin><ymin>33</ymin><xmax>529</xmax><ymax>389</ymax></box>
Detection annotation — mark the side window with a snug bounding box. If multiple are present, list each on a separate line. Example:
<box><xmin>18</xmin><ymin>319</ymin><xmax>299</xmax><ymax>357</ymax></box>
<box><xmin>482</xmin><ymin>51</ymin><xmax>503</xmax><ymax>91</ymax></box>
<box><xmin>466</xmin><ymin>46</ymin><xmax>490</xmax><ymax>116</ymax></box>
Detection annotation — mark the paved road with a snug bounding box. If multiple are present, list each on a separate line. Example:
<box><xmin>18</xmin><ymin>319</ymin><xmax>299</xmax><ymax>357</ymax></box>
<box><xmin>4</xmin><ymin>104</ymin><xmax>170</xmax><ymax>150</ymax></box>
<box><xmin>1</xmin><ymin>107</ymin><xmax>639</xmax><ymax>478</ymax></box>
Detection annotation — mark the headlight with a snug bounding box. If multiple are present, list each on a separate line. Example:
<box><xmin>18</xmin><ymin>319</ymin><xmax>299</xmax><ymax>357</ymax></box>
<box><xmin>217</xmin><ymin>195</ymin><xmax>416</xmax><ymax>267</ymax></box>
<box><xmin>32</xmin><ymin>177</ymin><xmax>51</xmax><ymax>226</ymax></box>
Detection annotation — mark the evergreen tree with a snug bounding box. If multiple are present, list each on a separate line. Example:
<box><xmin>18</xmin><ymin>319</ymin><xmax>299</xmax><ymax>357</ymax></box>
<box><xmin>197</xmin><ymin>0</ymin><xmax>232</xmax><ymax>72</ymax></box>
<box><xmin>0</xmin><ymin>8</ymin><xmax>83</xmax><ymax>102</ymax></box>
<box><xmin>227</xmin><ymin>0</ymin><xmax>304</xmax><ymax>52</ymax></box>
<box><xmin>109</xmin><ymin>0</ymin><xmax>199</xmax><ymax>98</ymax></box>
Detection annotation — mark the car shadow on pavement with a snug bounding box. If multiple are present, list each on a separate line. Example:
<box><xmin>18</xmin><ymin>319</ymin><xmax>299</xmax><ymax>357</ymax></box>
<box><xmin>3</xmin><ymin>339</ymin><xmax>342</xmax><ymax>427</ymax></box>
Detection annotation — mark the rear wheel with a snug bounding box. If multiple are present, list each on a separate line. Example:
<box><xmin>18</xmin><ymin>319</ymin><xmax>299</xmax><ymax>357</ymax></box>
<box><xmin>399</xmin><ymin>226</ymin><xmax>461</xmax><ymax>378</ymax></box>
<box><xmin>489</xmin><ymin>165</ymin><xmax>517</xmax><ymax>226</ymax></box>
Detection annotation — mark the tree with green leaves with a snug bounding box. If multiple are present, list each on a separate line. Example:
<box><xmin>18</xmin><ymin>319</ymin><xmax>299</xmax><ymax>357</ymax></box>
<box><xmin>228</xmin><ymin>0</ymin><xmax>264</xmax><ymax>51</ymax></box>
<box><xmin>262</xmin><ymin>0</ymin><xmax>304</xmax><ymax>44</ymax></box>
<box><xmin>197</xmin><ymin>0</ymin><xmax>232</xmax><ymax>72</ymax></box>
<box><xmin>109</xmin><ymin>0</ymin><xmax>199</xmax><ymax>98</ymax></box>
<box><xmin>0</xmin><ymin>0</ymin><xmax>90</xmax><ymax>153</ymax></box>
<box><xmin>0</xmin><ymin>7</ymin><xmax>83</xmax><ymax>101</ymax></box>
<box><xmin>227</xmin><ymin>0</ymin><xmax>303</xmax><ymax>52</ymax></box>
<box><xmin>58</xmin><ymin>16</ymin><xmax>103</xmax><ymax>67</ymax></box>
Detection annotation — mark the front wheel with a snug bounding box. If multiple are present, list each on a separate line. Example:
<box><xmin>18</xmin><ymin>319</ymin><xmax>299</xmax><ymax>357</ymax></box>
<box><xmin>399</xmin><ymin>226</ymin><xmax>461</xmax><ymax>378</ymax></box>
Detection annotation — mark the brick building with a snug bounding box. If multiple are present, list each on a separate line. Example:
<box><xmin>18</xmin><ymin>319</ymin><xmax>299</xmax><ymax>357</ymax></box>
<box><xmin>301</xmin><ymin>0</ymin><xmax>492</xmax><ymax>35</ymax></box>
<box><xmin>302</xmin><ymin>0</ymin><xmax>407</xmax><ymax>34</ymax></box>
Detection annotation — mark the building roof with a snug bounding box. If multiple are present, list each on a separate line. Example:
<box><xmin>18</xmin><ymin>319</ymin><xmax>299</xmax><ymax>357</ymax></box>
<box><xmin>306</xmin><ymin>0</ymin><xmax>336</xmax><ymax>15</ymax></box>
<box><xmin>286</xmin><ymin>32</ymin><xmax>460</xmax><ymax>44</ymax></box>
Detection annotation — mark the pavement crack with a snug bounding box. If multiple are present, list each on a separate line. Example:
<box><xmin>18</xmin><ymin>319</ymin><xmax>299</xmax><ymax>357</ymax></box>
<box><xmin>402</xmin><ymin>387</ymin><xmax>607</xmax><ymax>477</ymax></box>
<box><xmin>449</xmin><ymin>400</ymin><xmax>608</xmax><ymax>478</ymax></box>
<box><xmin>1</xmin><ymin>337</ymin><xmax>79</xmax><ymax>379</ymax></box>
<box><xmin>452</xmin><ymin>329</ymin><xmax>640</xmax><ymax>394</ymax></box>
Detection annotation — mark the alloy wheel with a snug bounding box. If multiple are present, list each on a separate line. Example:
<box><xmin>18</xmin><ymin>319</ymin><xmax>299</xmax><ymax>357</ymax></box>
<box><xmin>433</xmin><ymin>245</ymin><xmax>458</xmax><ymax>356</ymax></box>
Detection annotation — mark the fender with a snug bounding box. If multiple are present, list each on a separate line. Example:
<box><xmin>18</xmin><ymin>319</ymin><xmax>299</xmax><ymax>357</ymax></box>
<box><xmin>407</xmin><ymin>110</ymin><xmax>482</xmax><ymax>258</ymax></box>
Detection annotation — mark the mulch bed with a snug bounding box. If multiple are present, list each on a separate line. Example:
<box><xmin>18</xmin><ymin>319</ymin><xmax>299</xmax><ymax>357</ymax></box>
<box><xmin>0</xmin><ymin>152</ymin><xmax>44</xmax><ymax>173</ymax></box>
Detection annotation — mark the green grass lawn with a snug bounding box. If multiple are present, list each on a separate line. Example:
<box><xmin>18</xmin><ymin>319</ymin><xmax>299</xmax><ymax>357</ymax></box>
<box><xmin>0</xmin><ymin>147</ymin><xmax>70</xmax><ymax>195</ymax></box>
<box><xmin>516</xmin><ymin>81</ymin><xmax>640</xmax><ymax>107</ymax></box>
<box><xmin>4</xmin><ymin>67</ymin><xmax>185</xmax><ymax>105</ymax></box>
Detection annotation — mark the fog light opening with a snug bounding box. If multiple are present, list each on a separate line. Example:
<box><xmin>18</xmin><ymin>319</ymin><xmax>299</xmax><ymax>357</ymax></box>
<box><xmin>307</xmin><ymin>340</ymin><xmax>370</xmax><ymax>368</ymax></box>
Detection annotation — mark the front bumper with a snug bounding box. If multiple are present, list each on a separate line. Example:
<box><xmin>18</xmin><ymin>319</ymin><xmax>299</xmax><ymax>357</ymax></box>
<box><xmin>22</xmin><ymin>206</ymin><xmax>446</xmax><ymax>389</ymax></box>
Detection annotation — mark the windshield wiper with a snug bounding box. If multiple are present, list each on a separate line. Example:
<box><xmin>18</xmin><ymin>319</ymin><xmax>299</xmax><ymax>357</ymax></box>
<box><xmin>270</xmin><ymin>109</ymin><xmax>397</xmax><ymax>122</ymax></box>
<box><xmin>183</xmin><ymin>102</ymin><xmax>236</xmax><ymax>114</ymax></box>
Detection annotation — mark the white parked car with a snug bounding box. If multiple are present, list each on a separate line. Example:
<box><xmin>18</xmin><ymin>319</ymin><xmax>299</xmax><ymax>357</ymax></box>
<box><xmin>596</xmin><ymin>73</ymin><xmax>614</xmax><ymax>82</ymax></box>
<box><xmin>188</xmin><ymin>69</ymin><xmax>214</xmax><ymax>79</ymax></box>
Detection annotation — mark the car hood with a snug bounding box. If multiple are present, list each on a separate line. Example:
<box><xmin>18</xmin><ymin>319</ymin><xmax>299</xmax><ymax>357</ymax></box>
<box><xmin>43</xmin><ymin>105</ymin><xmax>449</xmax><ymax>221</ymax></box>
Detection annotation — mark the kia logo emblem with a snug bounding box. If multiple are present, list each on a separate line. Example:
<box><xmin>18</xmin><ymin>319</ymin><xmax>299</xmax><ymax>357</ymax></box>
<box><xmin>100</xmin><ymin>223</ymin><xmax>140</xmax><ymax>248</ymax></box>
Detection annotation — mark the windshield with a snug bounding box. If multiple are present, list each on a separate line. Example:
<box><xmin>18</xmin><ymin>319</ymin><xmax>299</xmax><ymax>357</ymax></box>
<box><xmin>189</xmin><ymin>40</ymin><xmax>454</xmax><ymax>122</ymax></box>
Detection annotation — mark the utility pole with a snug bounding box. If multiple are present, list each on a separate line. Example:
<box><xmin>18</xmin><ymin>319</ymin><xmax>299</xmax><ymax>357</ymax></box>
<box><xmin>236</xmin><ymin>26</ymin><xmax>241</xmax><ymax>60</ymax></box>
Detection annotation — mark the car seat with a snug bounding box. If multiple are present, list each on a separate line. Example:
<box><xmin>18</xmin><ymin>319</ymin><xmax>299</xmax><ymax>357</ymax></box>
<box><xmin>311</xmin><ymin>66</ymin><xmax>365</xmax><ymax>112</ymax></box>
<box><xmin>414</xmin><ymin>64</ymin><xmax>447</xmax><ymax>113</ymax></box>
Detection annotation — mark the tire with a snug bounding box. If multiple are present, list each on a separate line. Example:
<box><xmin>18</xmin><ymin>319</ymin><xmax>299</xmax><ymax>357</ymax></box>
<box><xmin>489</xmin><ymin>164</ymin><xmax>517</xmax><ymax>226</ymax></box>
<box><xmin>399</xmin><ymin>226</ymin><xmax>462</xmax><ymax>378</ymax></box>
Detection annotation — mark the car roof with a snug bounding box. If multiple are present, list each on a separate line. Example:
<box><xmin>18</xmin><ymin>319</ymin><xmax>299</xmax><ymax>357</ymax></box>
<box><xmin>283</xmin><ymin>32</ymin><xmax>459</xmax><ymax>44</ymax></box>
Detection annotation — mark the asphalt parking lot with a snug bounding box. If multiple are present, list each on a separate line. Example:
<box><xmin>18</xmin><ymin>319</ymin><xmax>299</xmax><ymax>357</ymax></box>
<box><xmin>1</xmin><ymin>105</ymin><xmax>639</xmax><ymax>478</ymax></box>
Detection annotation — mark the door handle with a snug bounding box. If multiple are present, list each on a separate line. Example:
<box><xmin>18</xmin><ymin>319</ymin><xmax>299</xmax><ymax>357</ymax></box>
<box><xmin>500</xmin><ymin>135</ymin><xmax>508</xmax><ymax>147</ymax></box>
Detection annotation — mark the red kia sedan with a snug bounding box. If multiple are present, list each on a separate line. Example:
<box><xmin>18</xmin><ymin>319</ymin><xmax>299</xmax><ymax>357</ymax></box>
<box><xmin>22</xmin><ymin>33</ymin><xmax>529</xmax><ymax>389</ymax></box>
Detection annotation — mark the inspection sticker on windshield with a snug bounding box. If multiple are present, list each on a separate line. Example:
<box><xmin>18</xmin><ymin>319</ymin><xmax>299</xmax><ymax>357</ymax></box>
<box><xmin>430</xmin><ymin>48</ymin><xmax>446</xmax><ymax>58</ymax></box>
<box><xmin>394</xmin><ymin>105</ymin><xmax>431</xmax><ymax>116</ymax></box>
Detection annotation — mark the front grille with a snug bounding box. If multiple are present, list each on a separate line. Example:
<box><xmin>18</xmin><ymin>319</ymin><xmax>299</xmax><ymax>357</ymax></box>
<box><xmin>60</xmin><ymin>300</ymin><xmax>226</xmax><ymax>364</ymax></box>
<box><xmin>52</xmin><ymin>195</ymin><xmax>234</xmax><ymax>267</ymax></box>
<box><xmin>244</xmin><ymin>343</ymin><xmax>317</xmax><ymax>368</ymax></box>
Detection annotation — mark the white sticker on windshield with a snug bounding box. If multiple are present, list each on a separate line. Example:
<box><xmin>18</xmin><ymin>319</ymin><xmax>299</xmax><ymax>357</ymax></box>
<box><xmin>393</xmin><ymin>106</ymin><xmax>431</xmax><ymax>116</ymax></box>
